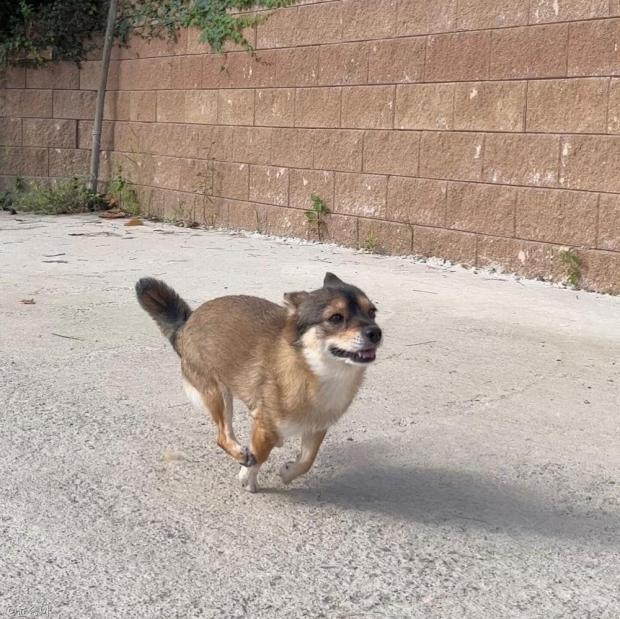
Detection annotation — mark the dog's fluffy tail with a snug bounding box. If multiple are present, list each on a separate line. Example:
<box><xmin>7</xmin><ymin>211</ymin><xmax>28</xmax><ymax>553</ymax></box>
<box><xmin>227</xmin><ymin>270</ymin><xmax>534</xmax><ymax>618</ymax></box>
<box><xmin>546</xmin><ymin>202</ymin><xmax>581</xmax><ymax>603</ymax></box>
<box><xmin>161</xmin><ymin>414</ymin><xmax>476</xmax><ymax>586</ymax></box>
<box><xmin>135</xmin><ymin>277</ymin><xmax>192</xmax><ymax>351</ymax></box>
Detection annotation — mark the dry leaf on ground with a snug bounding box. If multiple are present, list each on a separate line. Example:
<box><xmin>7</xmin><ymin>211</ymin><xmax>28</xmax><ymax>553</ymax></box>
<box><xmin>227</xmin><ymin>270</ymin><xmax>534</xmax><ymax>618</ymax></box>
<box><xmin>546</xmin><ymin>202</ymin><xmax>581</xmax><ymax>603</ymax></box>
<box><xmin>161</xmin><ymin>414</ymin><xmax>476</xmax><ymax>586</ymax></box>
<box><xmin>99</xmin><ymin>208</ymin><xmax>126</xmax><ymax>219</ymax></box>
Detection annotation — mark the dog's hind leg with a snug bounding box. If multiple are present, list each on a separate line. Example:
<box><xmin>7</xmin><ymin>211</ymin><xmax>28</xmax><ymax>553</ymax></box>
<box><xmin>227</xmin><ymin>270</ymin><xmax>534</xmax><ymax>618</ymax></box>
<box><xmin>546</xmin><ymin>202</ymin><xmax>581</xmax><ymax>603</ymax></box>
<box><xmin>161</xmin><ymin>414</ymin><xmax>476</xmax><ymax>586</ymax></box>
<box><xmin>182</xmin><ymin>376</ymin><xmax>254</xmax><ymax>467</ymax></box>
<box><xmin>219</xmin><ymin>387</ymin><xmax>256</xmax><ymax>466</ymax></box>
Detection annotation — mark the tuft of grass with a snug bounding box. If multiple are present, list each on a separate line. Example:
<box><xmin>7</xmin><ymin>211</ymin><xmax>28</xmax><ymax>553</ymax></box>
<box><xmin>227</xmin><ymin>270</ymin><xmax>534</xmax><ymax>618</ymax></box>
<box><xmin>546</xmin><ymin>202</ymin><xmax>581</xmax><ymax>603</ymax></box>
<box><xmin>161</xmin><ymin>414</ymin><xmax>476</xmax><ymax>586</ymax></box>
<box><xmin>363</xmin><ymin>231</ymin><xmax>379</xmax><ymax>253</ymax></box>
<box><xmin>559</xmin><ymin>248</ymin><xmax>583</xmax><ymax>288</ymax></box>
<box><xmin>107</xmin><ymin>167</ymin><xmax>140</xmax><ymax>216</ymax></box>
<box><xmin>12</xmin><ymin>177</ymin><xmax>107</xmax><ymax>214</ymax></box>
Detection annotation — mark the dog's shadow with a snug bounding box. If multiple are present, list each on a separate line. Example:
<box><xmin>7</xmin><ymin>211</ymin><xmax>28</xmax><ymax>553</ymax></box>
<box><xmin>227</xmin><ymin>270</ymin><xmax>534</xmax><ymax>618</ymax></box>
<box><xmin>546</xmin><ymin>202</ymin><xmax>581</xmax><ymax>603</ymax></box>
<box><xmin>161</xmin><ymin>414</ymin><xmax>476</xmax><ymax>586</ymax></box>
<box><xmin>265</xmin><ymin>455</ymin><xmax>619</xmax><ymax>547</ymax></box>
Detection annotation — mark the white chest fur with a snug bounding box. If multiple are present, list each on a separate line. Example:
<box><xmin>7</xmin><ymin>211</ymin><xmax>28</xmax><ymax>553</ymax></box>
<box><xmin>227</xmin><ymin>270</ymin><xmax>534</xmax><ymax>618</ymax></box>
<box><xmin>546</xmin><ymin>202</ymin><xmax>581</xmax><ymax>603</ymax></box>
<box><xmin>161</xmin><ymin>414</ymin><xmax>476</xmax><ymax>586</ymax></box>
<box><xmin>306</xmin><ymin>347</ymin><xmax>363</xmax><ymax>414</ymax></box>
<box><xmin>278</xmin><ymin>345</ymin><xmax>364</xmax><ymax>439</ymax></box>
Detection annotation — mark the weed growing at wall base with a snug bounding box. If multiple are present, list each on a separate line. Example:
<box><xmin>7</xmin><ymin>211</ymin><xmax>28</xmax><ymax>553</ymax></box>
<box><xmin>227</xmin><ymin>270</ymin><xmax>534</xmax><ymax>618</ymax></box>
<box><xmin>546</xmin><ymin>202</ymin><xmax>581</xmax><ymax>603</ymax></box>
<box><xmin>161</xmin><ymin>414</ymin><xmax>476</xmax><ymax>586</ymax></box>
<box><xmin>107</xmin><ymin>167</ymin><xmax>140</xmax><ymax>215</ymax></box>
<box><xmin>362</xmin><ymin>231</ymin><xmax>379</xmax><ymax>253</ymax></box>
<box><xmin>559</xmin><ymin>249</ymin><xmax>583</xmax><ymax>288</ymax></box>
<box><xmin>305</xmin><ymin>193</ymin><xmax>329</xmax><ymax>241</ymax></box>
<box><xmin>194</xmin><ymin>164</ymin><xmax>218</xmax><ymax>226</ymax></box>
<box><xmin>8</xmin><ymin>177</ymin><xmax>107</xmax><ymax>214</ymax></box>
<box><xmin>0</xmin><ymin>189</ymin><xmax>14</xmax><ymax>212</ymax></box>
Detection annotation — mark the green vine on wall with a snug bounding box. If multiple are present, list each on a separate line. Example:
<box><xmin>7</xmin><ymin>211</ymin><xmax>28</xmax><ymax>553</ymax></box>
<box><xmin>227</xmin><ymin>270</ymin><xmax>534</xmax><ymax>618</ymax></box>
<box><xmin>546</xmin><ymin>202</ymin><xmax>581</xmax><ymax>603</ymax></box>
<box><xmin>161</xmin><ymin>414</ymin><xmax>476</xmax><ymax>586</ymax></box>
<box><xmin>185</xmin><ymin>0</ymin><xmax>296</xmax><ymax>52</ymax></box>
<box><xmin>0</xmin><ymin>0</ymin><xmax>107</xmax><ymax>67</ymax></box>
<box><xmin>0</xmin><ymin>0</ymin><xmax>297</xmax><ymax>68</ymax></box>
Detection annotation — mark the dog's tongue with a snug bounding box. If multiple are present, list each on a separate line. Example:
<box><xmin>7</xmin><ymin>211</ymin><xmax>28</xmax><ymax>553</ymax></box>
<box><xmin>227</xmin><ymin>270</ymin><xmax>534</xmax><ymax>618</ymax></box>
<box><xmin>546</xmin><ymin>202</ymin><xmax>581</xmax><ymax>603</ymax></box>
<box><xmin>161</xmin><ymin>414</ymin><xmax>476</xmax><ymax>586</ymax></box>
<box><xmin>358</xmin><ymin>349</ymin><xmax>376</xmax><ymax>360</ymax></box>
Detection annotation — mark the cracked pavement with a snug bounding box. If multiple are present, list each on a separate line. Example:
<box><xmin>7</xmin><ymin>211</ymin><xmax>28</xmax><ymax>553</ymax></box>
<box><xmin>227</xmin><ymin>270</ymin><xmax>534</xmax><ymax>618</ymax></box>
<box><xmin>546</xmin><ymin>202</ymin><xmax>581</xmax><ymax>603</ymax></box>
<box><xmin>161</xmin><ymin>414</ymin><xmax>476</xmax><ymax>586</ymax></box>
<box><xmin>1</xmin><ymin>213</ymin><xmax>619</xmax><ymax>618</ymax></box>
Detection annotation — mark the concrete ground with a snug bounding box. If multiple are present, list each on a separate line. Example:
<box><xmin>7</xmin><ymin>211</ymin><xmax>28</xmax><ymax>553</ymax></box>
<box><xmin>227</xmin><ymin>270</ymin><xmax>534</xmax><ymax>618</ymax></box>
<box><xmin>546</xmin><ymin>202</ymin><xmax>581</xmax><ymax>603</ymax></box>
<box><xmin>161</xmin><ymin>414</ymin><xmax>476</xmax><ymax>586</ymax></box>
<box><xmin>0</xmin><ymin>212</ymin><xmax>618</xmax><ymax>619</ymax></box>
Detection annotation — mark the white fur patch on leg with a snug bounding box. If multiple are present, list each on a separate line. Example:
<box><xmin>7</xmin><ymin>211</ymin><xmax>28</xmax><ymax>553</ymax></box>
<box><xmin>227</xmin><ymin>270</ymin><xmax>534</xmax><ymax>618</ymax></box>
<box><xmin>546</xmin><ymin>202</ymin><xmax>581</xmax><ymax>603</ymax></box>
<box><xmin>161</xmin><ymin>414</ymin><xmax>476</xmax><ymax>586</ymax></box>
<box><xmin>238</xmin><ymin>465</ymin><xmax>260</xmax><ymax>493</ymax></box>
<box><xmin>278</xmin><ymin>431</ymin><xmax>326</xmax><ymax>485</ymax></box>
<box><xmin>279</xmin><ymin>461</ymin><xmax>304</xmax><ymax>485</ymax></box>
<box><xmin>182</xmin><ymin>378</ymin><xmax>207</xmax><ymax>413</ymax></box>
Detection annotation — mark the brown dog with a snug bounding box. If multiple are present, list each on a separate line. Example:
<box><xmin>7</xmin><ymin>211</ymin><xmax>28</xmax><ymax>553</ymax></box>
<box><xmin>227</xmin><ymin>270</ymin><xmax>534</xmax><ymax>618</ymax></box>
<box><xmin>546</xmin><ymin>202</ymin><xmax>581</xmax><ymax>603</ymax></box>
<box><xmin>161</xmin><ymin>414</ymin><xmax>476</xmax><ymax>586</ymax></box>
<box><xmin>136</xmin><ymin>273</ymin><xmax>381</xmax><ymax>492</ymax></box>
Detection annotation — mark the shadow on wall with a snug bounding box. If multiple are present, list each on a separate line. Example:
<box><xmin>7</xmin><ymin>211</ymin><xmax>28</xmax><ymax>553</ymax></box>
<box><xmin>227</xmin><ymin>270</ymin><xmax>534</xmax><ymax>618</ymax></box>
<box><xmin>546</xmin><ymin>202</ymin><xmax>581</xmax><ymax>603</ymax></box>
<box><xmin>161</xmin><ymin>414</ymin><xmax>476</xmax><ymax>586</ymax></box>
<box><xmin>265</xmin><ymin>444</ymin><xmax>619</xmax><ymax>548</ymax></box>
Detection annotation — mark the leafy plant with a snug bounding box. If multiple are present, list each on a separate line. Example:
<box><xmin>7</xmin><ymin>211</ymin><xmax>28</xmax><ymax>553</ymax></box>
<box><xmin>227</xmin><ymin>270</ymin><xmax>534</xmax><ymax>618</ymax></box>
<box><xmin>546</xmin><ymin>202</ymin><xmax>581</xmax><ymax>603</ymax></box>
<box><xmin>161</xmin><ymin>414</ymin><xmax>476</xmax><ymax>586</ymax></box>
<box><xmin>107</xmin><ymin>166</ymin><xmax>140</xmax><ymax>215</ymax></box>
<box><xmin>0</xmin><ymin>189</ymin><xmax>13</xmax><ymax>210</ymax></box>
<box><xmin>185</xmin><ymin>0</ymin><xmax>296</xmax><ymax>53</ymax></box>
<box><xmin>559</xmin><ymin>249</ymin><xmax>583</xmax><ymax>288</ymax></box>
<box><xmin>1</xmin><ymin>0</ymin><xmax>299</xmax><ymax>68</ymax></box>
<box><xmin>12</xmin><ymin>177</ymin><xmax>108</xmax><ymax>214</ymax></box>
<box><xmin>0</xmin><ymin>0</ymin><xmax>107</xmax><ymax>67</ymax></box>
<box><xmin>304</xmin><ymin>194</ymin><xmax>327</xmax><ymax>224</ymax></box>
<box><xmin>305</xmin><ymin>193</ymin><xmax>329</xmax><ymax>241</ymax></box>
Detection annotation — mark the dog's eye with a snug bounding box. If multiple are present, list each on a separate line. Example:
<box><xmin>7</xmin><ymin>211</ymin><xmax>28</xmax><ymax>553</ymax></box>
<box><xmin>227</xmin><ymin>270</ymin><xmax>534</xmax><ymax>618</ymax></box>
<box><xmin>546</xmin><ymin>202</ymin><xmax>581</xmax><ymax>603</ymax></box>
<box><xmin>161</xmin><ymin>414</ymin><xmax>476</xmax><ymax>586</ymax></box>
<box><xmin>368</xmin><ymin>308</ymin><xmax>377</xmax><ymax>319</ymax></box>
<box><xmin>328</xmin><ymin>313</ymin><xmax>344</xmax><ymax>324</ymax></box>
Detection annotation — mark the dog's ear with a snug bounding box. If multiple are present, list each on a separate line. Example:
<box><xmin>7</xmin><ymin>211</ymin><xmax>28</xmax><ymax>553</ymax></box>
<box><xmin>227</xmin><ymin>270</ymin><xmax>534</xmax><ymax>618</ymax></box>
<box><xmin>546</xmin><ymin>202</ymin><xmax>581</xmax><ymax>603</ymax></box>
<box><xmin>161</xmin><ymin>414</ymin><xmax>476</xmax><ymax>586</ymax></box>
<box><xmin>323</xmin><ymin>272</ymin><xmax>344</xmax><ymax>287</ymax></box>
<box><xmin>283</xmin><ymin>291</ymin><xmax>309</xmax><ymax>311</ymax></box>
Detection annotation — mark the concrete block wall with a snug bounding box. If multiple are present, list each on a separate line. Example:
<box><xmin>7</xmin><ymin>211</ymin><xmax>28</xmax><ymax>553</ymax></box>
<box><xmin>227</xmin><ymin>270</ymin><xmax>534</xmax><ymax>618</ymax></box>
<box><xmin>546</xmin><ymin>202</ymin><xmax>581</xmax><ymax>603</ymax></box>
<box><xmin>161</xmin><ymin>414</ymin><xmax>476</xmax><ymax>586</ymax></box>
<box><xmin>1</xmin><ymin>0</ymin><xmax>619</xmax><ymax>293</ymax></box>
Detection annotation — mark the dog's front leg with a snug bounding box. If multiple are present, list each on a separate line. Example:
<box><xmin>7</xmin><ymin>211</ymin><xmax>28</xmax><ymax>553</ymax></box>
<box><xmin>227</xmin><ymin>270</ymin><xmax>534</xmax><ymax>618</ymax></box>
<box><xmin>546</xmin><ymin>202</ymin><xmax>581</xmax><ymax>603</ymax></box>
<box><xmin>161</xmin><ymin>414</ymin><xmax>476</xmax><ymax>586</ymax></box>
<box><xmin>279</xmin><ymin>430</ymin><xmax>327</xmax><ymax>485</ymax></box>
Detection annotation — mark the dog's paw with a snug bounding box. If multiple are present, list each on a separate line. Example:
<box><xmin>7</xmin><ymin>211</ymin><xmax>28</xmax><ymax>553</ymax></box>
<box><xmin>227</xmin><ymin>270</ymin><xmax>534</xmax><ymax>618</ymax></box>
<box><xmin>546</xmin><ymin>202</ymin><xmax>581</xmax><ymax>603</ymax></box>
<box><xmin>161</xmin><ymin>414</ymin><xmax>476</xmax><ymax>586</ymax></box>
<box><xmin>238</xmin><ymin>466</ymin><xmax>258</xmax><ymax>493</ymax></box>
<box><xmin>279</xmin><ymin>461</ymin><xmax>298</xmax><ymax>485</ymax></box>
<box><xmin>239</xmin><ymin>446</ymin><xmax>257</xmax><ymax>468</ymax></box>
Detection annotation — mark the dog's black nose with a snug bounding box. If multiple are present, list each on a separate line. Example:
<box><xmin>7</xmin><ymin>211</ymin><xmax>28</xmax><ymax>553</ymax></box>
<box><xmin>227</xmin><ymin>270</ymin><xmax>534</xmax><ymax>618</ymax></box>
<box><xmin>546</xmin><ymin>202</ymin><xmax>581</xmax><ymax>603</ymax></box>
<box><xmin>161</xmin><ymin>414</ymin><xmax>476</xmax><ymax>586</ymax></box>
<box><xmin>363</xmin><ymin>325</ymin><xmax>382</xmax><ymax>344</ymax></box>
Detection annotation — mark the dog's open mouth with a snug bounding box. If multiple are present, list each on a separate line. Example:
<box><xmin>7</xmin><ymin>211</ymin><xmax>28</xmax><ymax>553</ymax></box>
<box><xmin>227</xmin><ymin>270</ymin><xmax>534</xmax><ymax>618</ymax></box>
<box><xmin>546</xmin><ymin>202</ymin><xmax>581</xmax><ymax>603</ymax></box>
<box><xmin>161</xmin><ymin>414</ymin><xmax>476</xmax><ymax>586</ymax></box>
<box><xmin>329</xmin><ymin>346</ymin><xmax>377</xmax><ymax>363</ymax></box>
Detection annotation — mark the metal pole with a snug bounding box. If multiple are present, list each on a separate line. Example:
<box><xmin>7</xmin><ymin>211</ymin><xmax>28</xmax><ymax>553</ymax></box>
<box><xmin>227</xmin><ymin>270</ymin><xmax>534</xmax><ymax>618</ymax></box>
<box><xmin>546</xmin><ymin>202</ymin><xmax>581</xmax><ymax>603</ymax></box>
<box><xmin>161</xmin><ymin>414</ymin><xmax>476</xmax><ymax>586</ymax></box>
<box><xmin>89</xmin><ymin>0</ymin><xmax>118</xmax><ymax>192</ymax></box>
